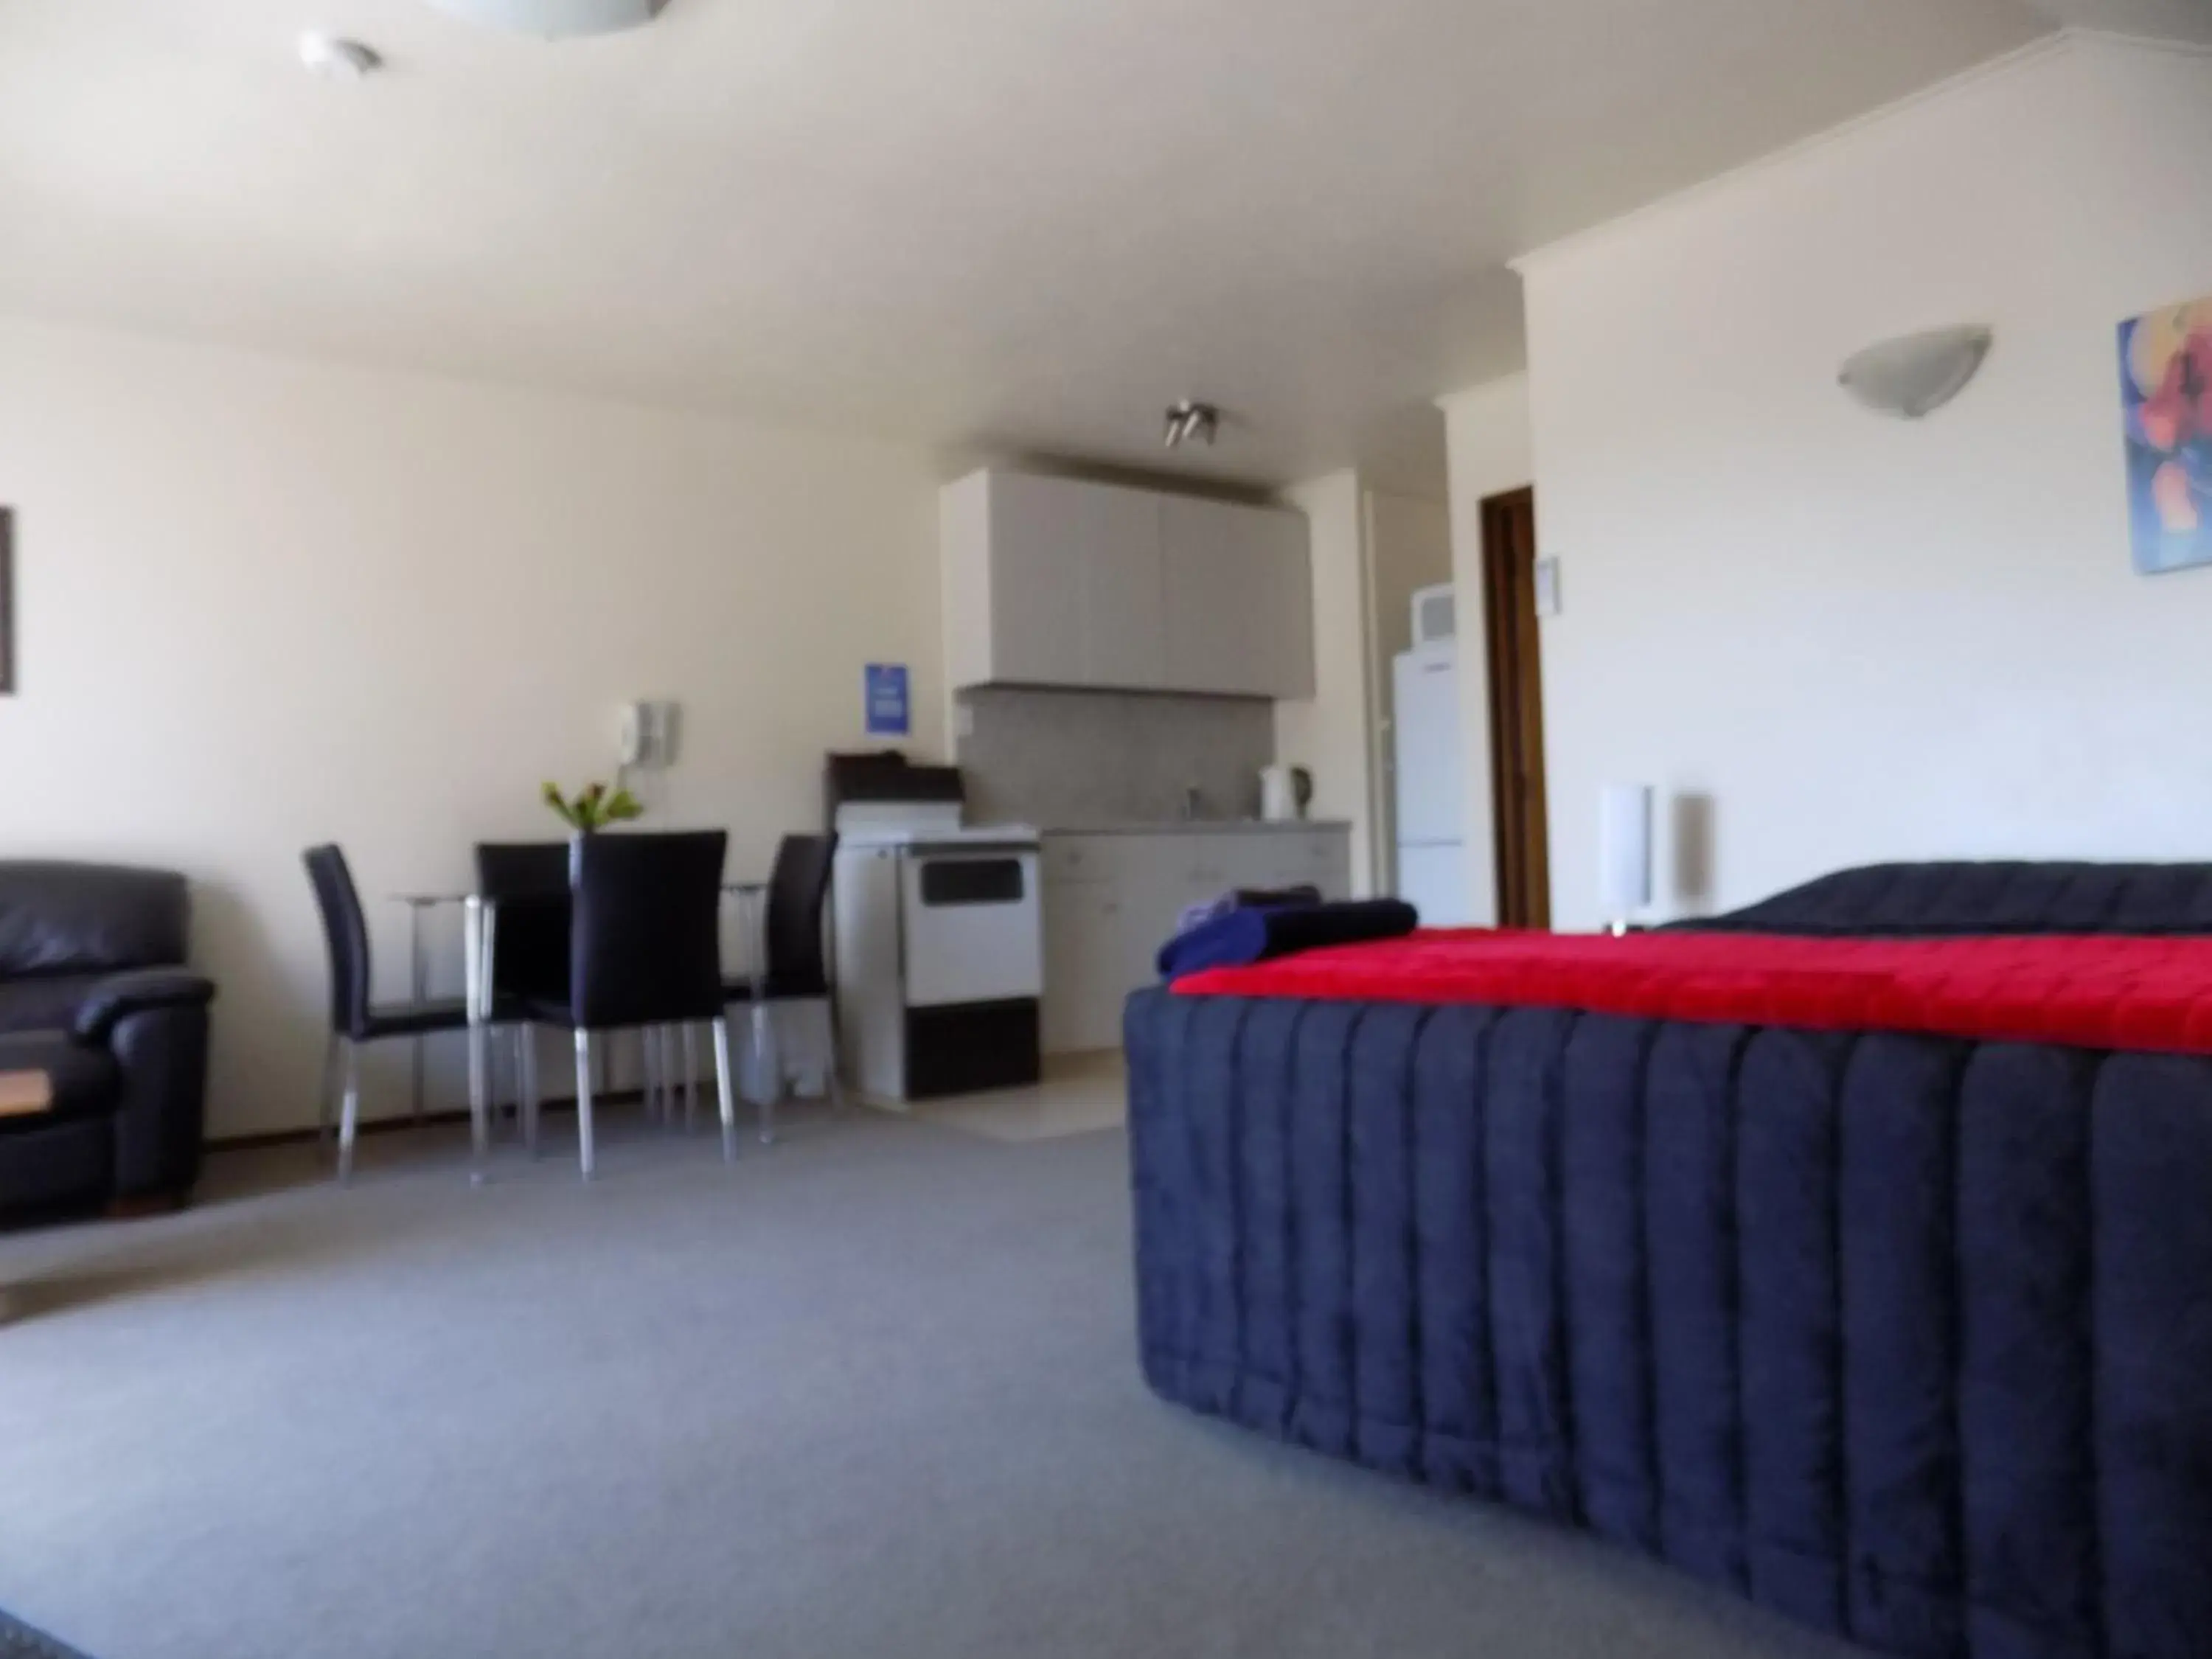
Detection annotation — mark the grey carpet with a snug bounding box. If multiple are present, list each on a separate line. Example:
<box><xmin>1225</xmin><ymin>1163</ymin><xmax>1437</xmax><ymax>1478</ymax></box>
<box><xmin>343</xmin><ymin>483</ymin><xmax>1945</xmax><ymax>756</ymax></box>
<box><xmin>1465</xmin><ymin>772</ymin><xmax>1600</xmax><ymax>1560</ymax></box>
<box><xmin>0</xmin><ymin>1110</ymin><xmax>1850</xmax><ymax>1659</ymax></box>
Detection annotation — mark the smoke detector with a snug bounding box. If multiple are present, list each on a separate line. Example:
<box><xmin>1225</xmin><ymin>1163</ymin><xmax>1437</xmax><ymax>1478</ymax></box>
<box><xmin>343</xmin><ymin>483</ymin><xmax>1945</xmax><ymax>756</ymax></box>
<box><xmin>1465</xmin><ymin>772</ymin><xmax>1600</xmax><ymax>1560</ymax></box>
<box><xmin>425</xmin><ymin>0</ymin><xmax>667</xmax><ymax>36</ymax></box>
<box><xmin>1163</xmin><ymin>400</ymin><xmax>1220</xmax><ymax>449</ymax></box>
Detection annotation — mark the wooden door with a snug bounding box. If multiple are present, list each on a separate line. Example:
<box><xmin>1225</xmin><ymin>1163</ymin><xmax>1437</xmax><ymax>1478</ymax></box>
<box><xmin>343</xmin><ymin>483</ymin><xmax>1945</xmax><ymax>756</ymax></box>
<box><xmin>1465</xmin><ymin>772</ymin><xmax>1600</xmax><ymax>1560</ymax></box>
<box><xmin>1480</xmin><ymin>488</ymin><xmax>1551</xmax><ymax>928</ymax></box>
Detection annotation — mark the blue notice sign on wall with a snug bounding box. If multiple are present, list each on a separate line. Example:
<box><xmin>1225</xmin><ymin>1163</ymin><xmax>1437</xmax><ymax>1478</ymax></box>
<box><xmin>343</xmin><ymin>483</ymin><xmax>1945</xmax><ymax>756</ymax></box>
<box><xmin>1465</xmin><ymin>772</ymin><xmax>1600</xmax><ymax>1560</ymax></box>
<box><xmin>864</xmin><ymin>663</ymin><xmax>910</xmax><ymax>737</ymax></box>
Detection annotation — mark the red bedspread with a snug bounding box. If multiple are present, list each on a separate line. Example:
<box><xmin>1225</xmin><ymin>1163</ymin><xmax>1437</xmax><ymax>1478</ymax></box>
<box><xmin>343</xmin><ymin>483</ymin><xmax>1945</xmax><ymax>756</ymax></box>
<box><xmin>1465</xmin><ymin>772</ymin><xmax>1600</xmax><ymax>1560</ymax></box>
<box><xmin>1172</xmin><ymin>928</ymin><xmax>2212</xmax><ymax>1056</ymax></box>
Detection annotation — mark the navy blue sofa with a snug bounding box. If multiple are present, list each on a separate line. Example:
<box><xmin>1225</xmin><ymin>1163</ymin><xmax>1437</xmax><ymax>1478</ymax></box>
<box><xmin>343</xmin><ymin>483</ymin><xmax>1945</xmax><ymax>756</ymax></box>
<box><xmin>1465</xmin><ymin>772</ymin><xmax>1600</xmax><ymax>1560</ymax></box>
<box><xmin>0</xmin><ymin>862</ymin><xmax>215</xmax><ymax>1220</ymax></box>
<box><xmin>1125</xmin><ymin>862</ymin><xmax>2212</xmax><ymax>1659</ymax></box>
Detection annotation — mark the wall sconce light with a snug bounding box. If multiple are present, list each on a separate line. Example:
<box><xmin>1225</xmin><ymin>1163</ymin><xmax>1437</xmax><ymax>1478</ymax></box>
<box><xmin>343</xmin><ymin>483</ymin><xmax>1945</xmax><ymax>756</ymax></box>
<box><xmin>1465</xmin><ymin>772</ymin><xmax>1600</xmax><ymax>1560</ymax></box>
<box><xmin>1838</xmin><ymin>326</ymin><xmax>1993</xmax><ymax>419</ymax></box>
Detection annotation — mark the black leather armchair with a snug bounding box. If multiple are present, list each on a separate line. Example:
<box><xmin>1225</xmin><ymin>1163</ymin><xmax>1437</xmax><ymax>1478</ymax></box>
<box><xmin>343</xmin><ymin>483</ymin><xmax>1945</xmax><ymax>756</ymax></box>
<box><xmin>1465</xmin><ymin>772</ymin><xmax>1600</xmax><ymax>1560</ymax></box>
<box><xmin>0</xmin><ymin>862</ymin><xmax>215</xmax><ymax>1220</ymax></box>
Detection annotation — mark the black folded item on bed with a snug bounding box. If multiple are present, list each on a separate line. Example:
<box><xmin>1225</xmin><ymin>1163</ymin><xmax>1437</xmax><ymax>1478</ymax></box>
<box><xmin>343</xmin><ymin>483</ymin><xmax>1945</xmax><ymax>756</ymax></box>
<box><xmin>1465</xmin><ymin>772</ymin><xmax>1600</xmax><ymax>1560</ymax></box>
<box><xmin>1672</xmin><ymin>858</ymin><xmax>2212</xmax><ymax>936</ymax></box>
<box><xmin>1125</xmin><ymin>860</ymin><xmax>2212</xmax><ymax>1659</ymax></box>
<box><xmin>1155</xmin><ymin>899</ymin><xmax>1419</xmax><ymax>981</ymax></box>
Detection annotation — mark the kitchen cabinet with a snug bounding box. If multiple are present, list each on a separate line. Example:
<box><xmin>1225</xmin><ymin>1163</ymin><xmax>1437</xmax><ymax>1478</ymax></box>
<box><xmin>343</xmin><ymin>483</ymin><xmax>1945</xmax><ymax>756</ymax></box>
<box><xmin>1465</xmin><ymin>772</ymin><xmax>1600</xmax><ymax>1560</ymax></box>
<box><xmin>1161</xmin><ymin>496</ymin><xmax>1315</xmax><ymax>698</ymax></box>
<box><xmin>1041</xmin><ymin>883</ymin><xmax>1142</xmax><ymax>1053</ymax></box>
<box><xmin>1040</xmin><ymin>826</ymin><xmax>1352</xmax><ymax>1054</ymax></box>
<box><xmin>967</xmin><ymin>472</ymin><xmax>1084</xmax><ymax>686</ymax></box>
<box><xmin>941</xmin><ymin>469</ymin><xmax>1312</xmax><ymax>698</ymax></box>
<box><xmin>975</xmin><ymin>472</ymin><xmax>1166</xmax><ymax>688</ymax></box>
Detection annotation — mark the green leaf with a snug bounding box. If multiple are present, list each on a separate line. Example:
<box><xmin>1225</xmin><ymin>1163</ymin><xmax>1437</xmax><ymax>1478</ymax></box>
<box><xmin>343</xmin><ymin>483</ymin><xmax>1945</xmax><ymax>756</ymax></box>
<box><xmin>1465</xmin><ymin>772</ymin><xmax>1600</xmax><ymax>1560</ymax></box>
<box><xmin>540</xmin><ymin>778</ymin><xmax>641</xmax><ymax>830</ymax></box>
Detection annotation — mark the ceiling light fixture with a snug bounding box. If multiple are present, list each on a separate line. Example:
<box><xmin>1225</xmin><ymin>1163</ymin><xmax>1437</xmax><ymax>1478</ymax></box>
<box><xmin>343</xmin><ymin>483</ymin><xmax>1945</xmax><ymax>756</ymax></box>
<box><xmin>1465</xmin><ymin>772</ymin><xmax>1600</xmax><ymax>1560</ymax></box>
<box><xmin>298</xmin><ymin>32</ymin><xmax>382</xmax><ymax>80</ymax></box>
<box><xmin>1838</xmin><ymin>326</ymin><xmax>1993</xmax><ymax>419</ymax></box>
<box><xmin>1164</xmin><ymin>400</ymin><xmax>1220</xmax><ymax>450</ymax></box>
<box><xmin>424</xmin><ymin>0</ymin><xmax>667</xmax><ymax>37</ymax></box>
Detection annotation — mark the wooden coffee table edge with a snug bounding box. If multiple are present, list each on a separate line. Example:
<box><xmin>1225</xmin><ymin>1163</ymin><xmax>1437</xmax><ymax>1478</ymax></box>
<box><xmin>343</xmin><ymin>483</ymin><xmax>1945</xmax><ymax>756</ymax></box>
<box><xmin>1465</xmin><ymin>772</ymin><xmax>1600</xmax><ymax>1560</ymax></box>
<box><xmin>0</xmin><ymin>1068</ymin><xmax>55</xmax><ymax>1118</ymax></box>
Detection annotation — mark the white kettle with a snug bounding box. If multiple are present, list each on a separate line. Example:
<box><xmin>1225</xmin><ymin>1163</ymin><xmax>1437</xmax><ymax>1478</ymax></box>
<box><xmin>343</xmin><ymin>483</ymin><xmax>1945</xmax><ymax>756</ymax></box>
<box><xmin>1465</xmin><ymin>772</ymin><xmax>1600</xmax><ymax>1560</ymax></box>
<box><xmin>1259</xmin><ymin>765</ymin><xmax>1313</xmax><ymax>823</ymax></box>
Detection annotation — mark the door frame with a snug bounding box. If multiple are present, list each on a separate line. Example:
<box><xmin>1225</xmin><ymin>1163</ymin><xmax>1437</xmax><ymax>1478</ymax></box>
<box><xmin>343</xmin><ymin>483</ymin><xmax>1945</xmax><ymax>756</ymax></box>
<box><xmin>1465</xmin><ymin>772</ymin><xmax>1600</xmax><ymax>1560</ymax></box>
<box><xmin>1478</xmin><ymin>487</ymin><xmax>1550</xmax><ymax>928</ymax></box>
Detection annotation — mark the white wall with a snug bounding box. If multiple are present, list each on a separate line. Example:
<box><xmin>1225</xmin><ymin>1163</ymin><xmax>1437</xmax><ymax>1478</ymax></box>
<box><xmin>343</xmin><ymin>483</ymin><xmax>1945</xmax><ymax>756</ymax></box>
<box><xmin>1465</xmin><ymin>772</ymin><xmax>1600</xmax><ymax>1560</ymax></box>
<box><xmin>1435</xmin><ymin>372</ymin><xmax>1535</xmax><ymax>924</ymax></box>
<box><xmin>1275</xmin><ymin>470</ymin><xmax>1376</xmax><ymax>894</ymax></box>
<box><xmin>0</xmin><ymin>320</ymin><xmax>943</xmax><ymax>1138</ymax></box>
<box><xmin>1516</xmin><ymin>34</ymin><xmax>2212</xmax><ymax>931</ymax></box>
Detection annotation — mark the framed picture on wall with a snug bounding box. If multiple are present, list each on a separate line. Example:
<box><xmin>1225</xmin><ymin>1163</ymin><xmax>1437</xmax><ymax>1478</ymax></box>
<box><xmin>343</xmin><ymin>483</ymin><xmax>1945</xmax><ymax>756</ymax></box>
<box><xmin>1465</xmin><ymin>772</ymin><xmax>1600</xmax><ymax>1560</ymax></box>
<box><xmin>2119</xmin><ymin>293</ymin><xmax>2212</xmax><ymax>575</ymax></box>
<box><xmin>0</xmin><ymin>507</ymin><xmax>13</xmax><ymax>695</ymax></box>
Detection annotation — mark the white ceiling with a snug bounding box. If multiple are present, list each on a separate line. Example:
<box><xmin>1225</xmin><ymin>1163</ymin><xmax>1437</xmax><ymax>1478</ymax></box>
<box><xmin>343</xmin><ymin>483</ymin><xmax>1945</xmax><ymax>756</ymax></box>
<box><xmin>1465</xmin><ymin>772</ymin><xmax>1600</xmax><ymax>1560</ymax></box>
<box><xmin>0</xmin><ymin>0</ymin><xmax>2135</xmax><ymax>493</ymax></box>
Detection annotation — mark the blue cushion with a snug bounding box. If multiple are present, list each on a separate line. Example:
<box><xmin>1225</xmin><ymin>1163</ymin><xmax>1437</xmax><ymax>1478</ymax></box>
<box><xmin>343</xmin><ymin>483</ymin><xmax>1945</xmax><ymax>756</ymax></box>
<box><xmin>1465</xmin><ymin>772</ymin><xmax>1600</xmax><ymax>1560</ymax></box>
<box><xmin>1157</xmin><ymin>900</ymin><xmax>1419</xmax><ymax>980</ymax></box>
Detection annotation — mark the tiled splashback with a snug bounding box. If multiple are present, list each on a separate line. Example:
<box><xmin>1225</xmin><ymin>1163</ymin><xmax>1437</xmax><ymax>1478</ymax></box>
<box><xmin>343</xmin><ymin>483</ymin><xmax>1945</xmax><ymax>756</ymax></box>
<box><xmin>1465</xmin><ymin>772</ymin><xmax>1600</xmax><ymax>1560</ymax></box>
<box><xmin>957</xmin><ymin>686</ymin><xmax>1275</xmax><ymax>827</ymax></box>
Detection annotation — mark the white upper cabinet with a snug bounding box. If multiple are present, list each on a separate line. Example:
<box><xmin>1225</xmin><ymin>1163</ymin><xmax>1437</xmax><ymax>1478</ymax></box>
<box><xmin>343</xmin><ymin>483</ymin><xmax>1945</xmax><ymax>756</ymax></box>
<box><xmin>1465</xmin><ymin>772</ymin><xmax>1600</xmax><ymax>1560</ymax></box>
<box><xmin>971</xmin><ymin>471</ymin><xmax>1087</xmax><ymax>685</ymax></box>
<box><xmin>942</xmin><ymin>469</ymin><xmax>1312</xmax><ymax>698</ymax></box>
<box><xmin>1071</xmin><ymin>484</ymin><xmax>1169</xmax><ymax>689</ymax></box>
<box><xmin>1161</xmin><ymin>496</ymin><xmax>1315</xmax><ymax>698</ymax></box>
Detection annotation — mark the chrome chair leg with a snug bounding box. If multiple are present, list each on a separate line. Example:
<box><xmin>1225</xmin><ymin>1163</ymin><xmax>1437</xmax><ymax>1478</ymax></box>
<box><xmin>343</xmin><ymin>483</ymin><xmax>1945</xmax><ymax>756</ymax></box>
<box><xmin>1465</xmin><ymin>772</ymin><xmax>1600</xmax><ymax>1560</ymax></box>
<box><xmin>574</xmin><ymin>1029</ymin><xmax>596</xmax><ymax>1181</ymax></box>
<box><xmin>641</xmin><ymin>1026</ymin><xmax>659</xmax><ymax>1125</ymax></box>
<box><xmin>336</xmin><ymin>1039</ymin><xmax>361</xmax><ymax>1184</ymax></box>
<box><xmin>711</xmin><ymin>1016</ymin><xmax>738</xmax><ymax>1164</ymax></box>
<box><xmin>657</xmin><ymin>1024</ymin><xmax>676</xmax><ymax>1127</ymax></box>
<box><xmin>519</xmin><ymin>1026</ymin><xmax>540</xmax><ymax>1157</ymax></box>
<box><xmin>318</xmin><ymin>1032</ymin><xmax>341</xmax><ymax>1147</ymax></box>
<box><xmin>683</xmin><ymin>1023</ymin><xmax>699</xmax><ymax>1132</ymax></box>
<box><xmin>646</xmin><ymin>1026</ymin><xmax>664</xmax><ymax>1133</ymax></box>
<box><xmin>821</xmin><ymin>999</ymin><xmax>846</xmax><ymax>1117</ymax></box>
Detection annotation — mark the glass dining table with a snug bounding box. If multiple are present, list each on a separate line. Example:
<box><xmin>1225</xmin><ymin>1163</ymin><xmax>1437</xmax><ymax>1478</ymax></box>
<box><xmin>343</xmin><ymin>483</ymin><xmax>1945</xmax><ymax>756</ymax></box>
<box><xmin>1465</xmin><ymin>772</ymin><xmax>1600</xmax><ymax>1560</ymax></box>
<box><xmin>386</xmin><ymin>881</ymin><xmax>773</xmax><ymax>1175</ymax></box>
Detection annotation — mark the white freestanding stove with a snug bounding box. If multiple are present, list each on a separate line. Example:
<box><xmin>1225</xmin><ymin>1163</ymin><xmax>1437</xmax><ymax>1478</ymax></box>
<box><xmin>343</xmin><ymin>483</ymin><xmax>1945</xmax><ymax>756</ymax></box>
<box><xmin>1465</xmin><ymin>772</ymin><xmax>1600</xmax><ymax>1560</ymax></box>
<box><xmin>827</xmin><ymin>755</ymin><xmax>1043</xmax><ymax>1103</ymax></box>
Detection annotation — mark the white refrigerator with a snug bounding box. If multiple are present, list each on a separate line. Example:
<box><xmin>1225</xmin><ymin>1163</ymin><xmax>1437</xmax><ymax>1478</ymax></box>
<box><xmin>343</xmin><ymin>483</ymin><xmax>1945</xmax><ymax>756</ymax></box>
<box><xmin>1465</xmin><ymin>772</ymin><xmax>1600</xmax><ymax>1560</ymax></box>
<box><xmin>1392</xmin><ymin>642</ymin><xmax>1476</xmax><ymax>927</ymax></box>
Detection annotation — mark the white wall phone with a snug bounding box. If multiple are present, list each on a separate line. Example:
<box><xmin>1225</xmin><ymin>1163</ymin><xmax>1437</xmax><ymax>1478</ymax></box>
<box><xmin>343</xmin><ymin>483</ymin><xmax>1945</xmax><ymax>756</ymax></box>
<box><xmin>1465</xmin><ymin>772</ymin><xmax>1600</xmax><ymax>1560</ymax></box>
<box><xmin>618</xmin><ymin>700</ymin><xmax>681</xmax><ymax>769</ymax></box>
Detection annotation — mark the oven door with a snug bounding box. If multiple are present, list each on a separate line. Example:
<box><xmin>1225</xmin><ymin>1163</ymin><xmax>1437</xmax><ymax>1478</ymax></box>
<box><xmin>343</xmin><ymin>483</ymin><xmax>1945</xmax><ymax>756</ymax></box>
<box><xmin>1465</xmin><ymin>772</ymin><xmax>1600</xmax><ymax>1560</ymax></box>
<box><xmin>900</xmin><ymin>849</ymin><xmax>1043</xmax><ymax>1009</ymax></box>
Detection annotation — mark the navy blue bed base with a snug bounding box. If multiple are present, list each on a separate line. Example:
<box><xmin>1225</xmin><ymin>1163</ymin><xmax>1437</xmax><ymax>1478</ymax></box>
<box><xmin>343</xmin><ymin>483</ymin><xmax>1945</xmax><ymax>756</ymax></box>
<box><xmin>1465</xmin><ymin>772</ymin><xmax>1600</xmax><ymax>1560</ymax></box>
<box><xmin>1126</xmin><ymin>987</ymin><xmax>2212</xmax><ymax>1659</ymax></box>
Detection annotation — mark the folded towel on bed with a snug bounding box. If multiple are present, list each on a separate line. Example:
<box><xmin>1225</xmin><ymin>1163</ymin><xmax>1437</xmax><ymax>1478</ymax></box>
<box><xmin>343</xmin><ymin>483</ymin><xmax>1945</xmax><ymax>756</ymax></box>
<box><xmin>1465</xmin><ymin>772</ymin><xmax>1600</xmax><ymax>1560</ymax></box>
<box><xmin>1171</xmin><ymin>884</ymin><xmax>1323</xmax><ymax>938</ymax></box>
<box><xmin>1157</xmin><ymin>899</ymin><xmax>1420</xmax><ymax>981</ymax></box>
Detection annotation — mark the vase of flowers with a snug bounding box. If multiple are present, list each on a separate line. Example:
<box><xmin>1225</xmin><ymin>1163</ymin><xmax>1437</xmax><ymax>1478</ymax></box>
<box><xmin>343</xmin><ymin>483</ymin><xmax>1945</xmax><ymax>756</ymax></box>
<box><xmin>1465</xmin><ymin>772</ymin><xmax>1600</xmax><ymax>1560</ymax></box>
<box><xmin>543</xmin><ymin>781</ymin><xmax>643</xmax><ymax>879</ymax></box>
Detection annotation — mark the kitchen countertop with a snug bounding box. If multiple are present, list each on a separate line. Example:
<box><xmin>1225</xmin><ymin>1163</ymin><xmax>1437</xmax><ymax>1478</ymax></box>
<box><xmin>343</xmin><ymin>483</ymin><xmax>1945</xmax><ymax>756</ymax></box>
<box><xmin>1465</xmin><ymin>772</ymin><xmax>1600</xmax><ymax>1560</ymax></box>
<box><xmin>1042</xmin><ymin>819</ymin><xmax>1352</xmax><ymax>838</ymax></box>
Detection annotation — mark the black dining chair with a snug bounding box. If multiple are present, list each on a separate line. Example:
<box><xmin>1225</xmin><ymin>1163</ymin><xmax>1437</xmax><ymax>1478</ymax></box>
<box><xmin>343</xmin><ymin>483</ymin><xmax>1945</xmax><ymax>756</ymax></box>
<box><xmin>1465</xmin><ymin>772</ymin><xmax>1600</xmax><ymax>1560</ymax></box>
<box><xmin>723</xmin><ymin>832</ymin><xmax>841</xmax><ymax>1137</ymax></box>
<box><xmin>518</xmin><ymin>830</ymin><xmax>736</xmax><ymax>1179</ymax></box>
<box><xmin>473</xmin><ymin>841</ymin><xmax>572</xmax><ymax>1150</ymax></box>
<box><xmin>304</xmin><ymin>844</ymin><xmax>479</xmax><ymax>1182</ymax></box>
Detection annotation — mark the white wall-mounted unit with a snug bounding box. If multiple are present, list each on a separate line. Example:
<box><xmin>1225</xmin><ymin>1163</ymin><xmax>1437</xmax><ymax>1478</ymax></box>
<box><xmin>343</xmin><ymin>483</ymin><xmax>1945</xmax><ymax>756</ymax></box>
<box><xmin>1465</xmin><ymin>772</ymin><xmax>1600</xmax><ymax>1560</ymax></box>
<box><xmin>942</xmin><ymin>470</ymin><xmax>1314</xmax><ymax>699</ymax></box>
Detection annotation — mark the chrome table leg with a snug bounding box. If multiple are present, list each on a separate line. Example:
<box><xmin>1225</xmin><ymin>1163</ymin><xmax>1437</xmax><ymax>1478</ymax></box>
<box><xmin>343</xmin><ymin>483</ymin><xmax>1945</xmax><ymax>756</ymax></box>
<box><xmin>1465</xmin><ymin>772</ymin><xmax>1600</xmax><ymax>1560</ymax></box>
<box><xmin>465</xmin><ymin>897</ymin><xmax>492</xmax><ymax>1186</ymax></box>
<box><xmin>752</xmin><ymin>999</ymin><xmax>779</xmax><ymax>1146</ymax></box>
<box><xmin>712</xmin><ymin>1017</ymin><xmax>738</xmax><ymax>1164</ymax></box>
<box><xmin>574</xmin><ymin>1029</ymin><xmax>596</xmax><ymax>1181</ymax></box>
